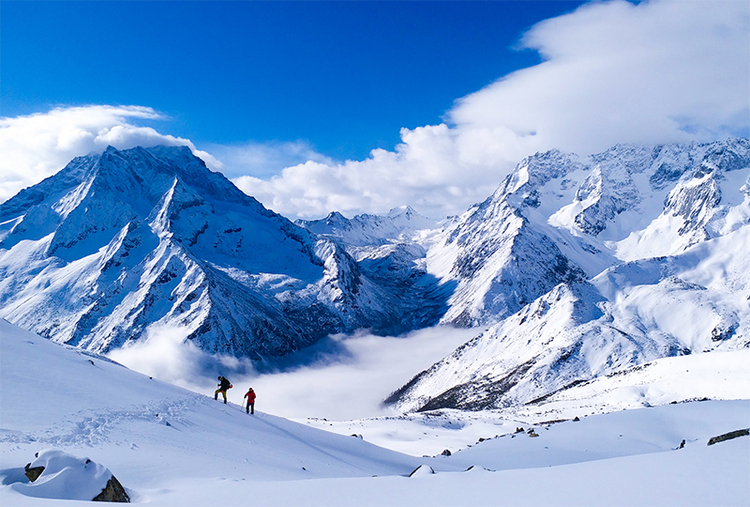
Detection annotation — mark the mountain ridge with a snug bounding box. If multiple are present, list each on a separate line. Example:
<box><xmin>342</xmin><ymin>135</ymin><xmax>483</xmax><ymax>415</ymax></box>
<box><xmin>385</xmin><ymin>137</ymin><xmax>750</xmax><ymax>412</ymax></box>
<box><xmin>1</xmin><ymin>139</ymin><xmax>748</xmax><ymax>406</ymax></box>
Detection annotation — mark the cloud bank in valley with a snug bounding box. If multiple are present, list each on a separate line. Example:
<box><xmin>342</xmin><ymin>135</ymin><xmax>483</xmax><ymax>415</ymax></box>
<box><xmin>1</xmin><ymin>0</ymin><xmax>748</xmax><ymax>221</ymax></box>
<box><xmin>108</xmin><ymin>326</ymin><xmax>477</xmax><ymax>420</ymax></box>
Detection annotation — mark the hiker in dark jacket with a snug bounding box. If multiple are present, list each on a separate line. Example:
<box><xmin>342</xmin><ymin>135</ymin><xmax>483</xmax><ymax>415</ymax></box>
<box><xmin>215</xmin><ymin>376</ymin><xmax>232</xmax><ymax>404</ymax></box>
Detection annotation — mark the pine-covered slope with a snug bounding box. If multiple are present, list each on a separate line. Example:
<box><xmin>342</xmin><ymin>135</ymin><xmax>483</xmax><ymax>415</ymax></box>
<box><xmin>0</xmin><ymin>146</ymin><xmax>445</xmax><ymax>359</ymax></box>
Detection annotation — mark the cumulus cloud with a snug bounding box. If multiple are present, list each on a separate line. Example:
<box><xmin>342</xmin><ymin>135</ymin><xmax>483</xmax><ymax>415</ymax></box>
<box><xmin>232</xmin><ymin>124</ymin><xmax>509</xmax><ymax>220</ymax></box>
<box><xmin>0</xmin><ymin>105</ymin><xmax>223</xmax><ymax>203</ymax></box>
<box><xmin>449</xmin><ymin>0</ymin><xmax>750</xmax><ymax>155</ymax></box>
<box><xmin>232</xmin><ymin>0</ymin><xmax>750</xmax><ymax>220</ymax></box>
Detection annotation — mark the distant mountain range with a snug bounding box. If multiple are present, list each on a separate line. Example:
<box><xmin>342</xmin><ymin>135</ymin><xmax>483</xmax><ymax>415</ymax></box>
<box><xmin>296</xmin><ymin>205</ymin><xmax>437</xmax><ymax>247</ymax></box>
<box><xmin>1</xmin><ymin>139</ymin><xmax>748</xmax><ymax>410</ymax></box>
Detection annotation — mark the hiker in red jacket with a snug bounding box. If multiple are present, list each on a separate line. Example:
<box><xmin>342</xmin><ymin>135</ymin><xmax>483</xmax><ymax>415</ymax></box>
<box><xmin>243</xmin><ymin>387</ymin><xmax>256</xmax><ymax>414</ymax></box>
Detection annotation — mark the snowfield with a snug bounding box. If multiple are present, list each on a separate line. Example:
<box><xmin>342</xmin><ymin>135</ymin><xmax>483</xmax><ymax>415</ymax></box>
<box><xmin>1</xmin><ymin>319</ymin><xmax>748</xmax><ymax>506</ymax></box>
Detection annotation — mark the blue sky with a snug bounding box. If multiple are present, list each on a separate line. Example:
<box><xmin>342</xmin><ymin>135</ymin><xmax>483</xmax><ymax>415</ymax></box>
<box><xmin>2</xmin><ymin>1</ymin><xmax>586</xmax><ymax>161</ymax></box>
<box><xmin>1</xmin><ymin>0</ymin><xmax>748</xmax><ymax>219</ymax></box>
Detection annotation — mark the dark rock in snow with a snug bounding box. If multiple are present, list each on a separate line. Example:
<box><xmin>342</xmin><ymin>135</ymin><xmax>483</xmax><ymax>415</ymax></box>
<box><xmin>408</xmin><ymin>464</ymin><xmax>435</xmax><ymax>477</ymax></box>
<box><xmin>93</xmin><ymin>475</ymin><xmax>130</xmax><ymax>503</ymax></box>
<box><xmin>707</xmin><ymin>429</ymin><xmax>749</xmax><ymax>446</ymax></box>
<box><xmin>23</xmin><ymin>463</ymin><xmax>44</xmax><ymax>482</ymax></box>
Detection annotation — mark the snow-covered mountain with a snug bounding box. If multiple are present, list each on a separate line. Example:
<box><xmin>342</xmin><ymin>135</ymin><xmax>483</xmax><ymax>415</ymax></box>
<box><xmin>424</xmin><ymin>139</ymin><xmax>750</xmax><ymax>327</ymax></box>
<box><xmin>296</xmin><ymin>206</ymin><xmax>448</xmax><ymax>335</ymax></box>
<box><xmin>386</xmin><ymin>138</ymin><xmax>750</xmax><ymax>412</ymax></box>
<box><xmin>0</xmin><ymin>146</ymin><xmax>444</xmax><ymax>360</ymax></box>
<box><xmin>296</xmin><ymin>205</ymin><xmax>436</xmax><ymax>248</ymax></box>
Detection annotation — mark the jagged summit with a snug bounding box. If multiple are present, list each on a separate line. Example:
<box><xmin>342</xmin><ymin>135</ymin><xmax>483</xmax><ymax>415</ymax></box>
<box><xmin>387</xmin><ymin>137</ymin><xmax>750</xmax><ymax>412</ymax></box>
<box><xmin>2</xmin><ymin>145</ymin><xmax>317</xmax><ymax>275</ymax></box>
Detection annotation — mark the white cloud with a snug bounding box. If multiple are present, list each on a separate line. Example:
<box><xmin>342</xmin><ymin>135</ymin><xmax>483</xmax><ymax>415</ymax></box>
<box><xmin>449</xmin><ymin>0</ymin><xmax>750</xmax><ymax>155</ymax></box>
<box><xmin>239</xmin><ymin>327</ymin><xmax>476</xmax><ymax>420</ymax></box>
<box><xmin>0</xmin><ymin>105</ymin><xmax>223</xmax><ymax>203</ymax></box>
<box><xmin>232</xmin><ymin>0</ymin><xmax>750</xmax><ymax>220</ymax></box>
<box><xmin>232</xmin><ymin>124</ymin><xmax>509</xmax><ymax>220</ymax></box>
<box><xmin>208</xmin><ymin>140</ymin><xmax>336</xmax><ymax>179</ymax></box>
<box><xmin>109</xmin><ymin>326</ymin><xmax>476</xmax><ymax>420</ymax></box>
<box><xmin>107</xmin><ymin>324</ymin><xmax>256</xmax><ymax>394</ymax></box>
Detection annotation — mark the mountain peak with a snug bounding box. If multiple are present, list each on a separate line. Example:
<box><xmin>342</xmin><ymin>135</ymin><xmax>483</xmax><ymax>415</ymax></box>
<box><xmin>387</xmin><ymin>205</ymin><xmax>415</xmax><ymax>217</ymax></box>
<box><xmin>0</xmin><ymin>145</ymin><xmax>447</xmax><ymax>359</ymax></box>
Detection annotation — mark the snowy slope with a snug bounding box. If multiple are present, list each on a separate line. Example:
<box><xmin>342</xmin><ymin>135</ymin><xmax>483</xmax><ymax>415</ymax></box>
<box><xmin>387</xmin><ymin>225</ymin><xmax>750</xmax><ymax>413</ymax></box>
<box><xmin>0</xmin><ymin>320</ymin><xmax>426</xmax><ymax>495</ymax></box>
<box><xmin>1</xmin><ymin>320</ymin><xmax>748</xmax><ymax>506</ymax></box>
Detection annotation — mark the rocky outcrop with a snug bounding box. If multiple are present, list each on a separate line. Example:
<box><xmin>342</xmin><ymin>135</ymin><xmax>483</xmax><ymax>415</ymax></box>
<box><xmin>707</xmin><ymin>428</ymin><xmax>749</xmax><ymax>446</ymax></box>
<box><xmin>23</xmin><ymin>463</ymin><xmax>44</xmax><ymax>483</ymax></box>
<box><xmin>93</xmin><ymin>475</ymin><xmax>130</xmax><ymax>503</ymax></box>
